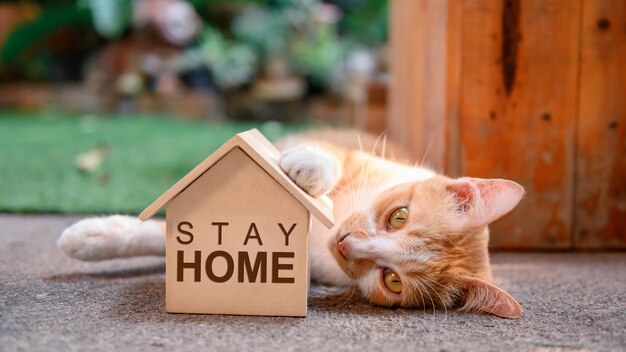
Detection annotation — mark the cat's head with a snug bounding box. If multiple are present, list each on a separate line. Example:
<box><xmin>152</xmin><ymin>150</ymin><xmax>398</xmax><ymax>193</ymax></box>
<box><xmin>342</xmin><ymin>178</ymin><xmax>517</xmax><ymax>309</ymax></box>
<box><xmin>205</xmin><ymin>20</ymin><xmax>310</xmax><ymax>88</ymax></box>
<box><xmin>330</xmin><ymin>176</ymin><xmax>525</xmax><ymax>318</ymax></box>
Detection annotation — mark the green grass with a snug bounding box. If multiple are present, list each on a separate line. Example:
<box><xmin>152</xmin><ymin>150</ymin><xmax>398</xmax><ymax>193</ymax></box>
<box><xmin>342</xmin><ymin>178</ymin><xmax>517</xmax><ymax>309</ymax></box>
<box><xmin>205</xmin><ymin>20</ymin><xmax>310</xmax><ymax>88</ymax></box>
<box><xmin>0</xmin><ymin>112</ymin><xmax>313</xmax><ymax>214</ymax></box>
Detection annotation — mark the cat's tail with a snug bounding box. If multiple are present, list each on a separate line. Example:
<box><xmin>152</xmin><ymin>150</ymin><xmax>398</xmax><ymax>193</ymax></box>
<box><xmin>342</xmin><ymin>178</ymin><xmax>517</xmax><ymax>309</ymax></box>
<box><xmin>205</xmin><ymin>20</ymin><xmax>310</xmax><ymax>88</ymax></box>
<box><xmin>57</xmin><ymin>215</ymin><xmax>165</xmax><ymax>261</ymax></box>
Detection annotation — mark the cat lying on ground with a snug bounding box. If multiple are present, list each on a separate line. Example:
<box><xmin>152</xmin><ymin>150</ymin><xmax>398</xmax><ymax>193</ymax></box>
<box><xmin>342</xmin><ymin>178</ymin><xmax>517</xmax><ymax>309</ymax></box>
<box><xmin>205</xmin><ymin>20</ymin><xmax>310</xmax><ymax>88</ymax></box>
<box><xmin>58</xmin><ymin>130</ymin><xmax>525</xmax><ymax>318</ymax></box>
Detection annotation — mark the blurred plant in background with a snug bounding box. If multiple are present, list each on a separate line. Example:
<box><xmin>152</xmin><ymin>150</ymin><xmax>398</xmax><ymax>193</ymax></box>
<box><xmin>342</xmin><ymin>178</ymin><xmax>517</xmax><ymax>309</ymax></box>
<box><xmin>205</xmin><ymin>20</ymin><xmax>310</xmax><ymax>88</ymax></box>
<box><xmin>81</xmin><ymin>0</ymin><xmax>132</xmax><ymax>39</ymax></box>
<box><xmin>0</xmin><ymin>0</ymin><xmax>388</xmax><ymax>121</ymax></box>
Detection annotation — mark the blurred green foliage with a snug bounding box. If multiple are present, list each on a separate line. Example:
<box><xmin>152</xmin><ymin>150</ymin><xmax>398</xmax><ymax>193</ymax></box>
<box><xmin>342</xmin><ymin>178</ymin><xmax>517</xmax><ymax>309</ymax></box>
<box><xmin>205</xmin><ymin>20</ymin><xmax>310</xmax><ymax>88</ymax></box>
<box><xmin>0</xmin><ymin>5</ymin><xmax>91</xmax><ymax>63</ymax></box>
<box><xmin>341</xmin><ymin>0</ymin><xmax>388</xmax><ymax>45</ymax></box>
<box><xmin>0</xmin><ymin>0</ymin><xmax>388</xmax><ymax>87</ymax></box>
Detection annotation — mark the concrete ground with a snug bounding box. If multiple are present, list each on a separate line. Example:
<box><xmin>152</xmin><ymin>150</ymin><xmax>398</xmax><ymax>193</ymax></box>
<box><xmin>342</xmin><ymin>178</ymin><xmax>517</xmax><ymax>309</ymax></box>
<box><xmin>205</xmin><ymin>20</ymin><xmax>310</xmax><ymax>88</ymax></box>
<box><xmin>0</xmin><ymin>214</ymin><xmax>624</xmax><ymax>352</ymax></box>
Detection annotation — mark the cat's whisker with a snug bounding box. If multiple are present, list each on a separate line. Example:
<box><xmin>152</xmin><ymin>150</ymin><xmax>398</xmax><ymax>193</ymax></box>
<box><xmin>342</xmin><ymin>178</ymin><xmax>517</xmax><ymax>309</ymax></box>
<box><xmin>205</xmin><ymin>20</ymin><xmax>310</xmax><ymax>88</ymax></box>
<box><xmin>420</xmin><ymin>276</ymin><xmax>449</xmax><ymax>320</ymax></box>
<box><xmin>317</xmin><ymin>285</ymin><xmax>356</xmax><ymax>310</ymax></box>
<box><xmin>381</xmin><ymin>134</ymin><xmax>387</xmax><ymax>161</ymax></box>
<box><xmin>410</xmin><ymin>280</ymin><xmax>428</xmax><ymax>315</ymax></box>
<box><xmin>421</xmin><ymin>274</ymin><xmax>450</xmax><ymax>291</ymax></box>
<box><xmin>415</xmin><ymin>278</ymin><xmax>437</xmax><ymax>317</ymax></box>
<box><xmin>334</xmin><ymin>287</ymin><xmax>355</xmax><ymax>308</ymax></box>
<box><xmin>371</xmin><ymin>133</ymin><xmax>381</xmax><ymax>156</ymax></box>
<box><xmin>424</xmin><ymin>286</ymin><xmax>438</xmax><ymax>318</ymax></box>
<box><xmin>344</xmin><ymin>286</ymin><xmax>359</xmax><ymax>306</ymax></box>
<box><xmin>416</xmin><ymin>275</ymin><xmax>437</xmax><ymax>316</ymax></box>
<box><xmin>419</xmin><ymin>132</ymin><xmax>436</xmax><ymax>168</ymax></box>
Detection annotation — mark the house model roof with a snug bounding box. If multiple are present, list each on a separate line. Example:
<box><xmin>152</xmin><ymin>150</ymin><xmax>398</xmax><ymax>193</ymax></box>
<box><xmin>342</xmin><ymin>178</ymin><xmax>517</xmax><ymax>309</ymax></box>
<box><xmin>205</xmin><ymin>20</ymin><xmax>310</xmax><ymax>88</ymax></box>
<box><xmin>139</xmin><ymin>128</ymin><xmax>334</xmax><ymax>228</ymax></box>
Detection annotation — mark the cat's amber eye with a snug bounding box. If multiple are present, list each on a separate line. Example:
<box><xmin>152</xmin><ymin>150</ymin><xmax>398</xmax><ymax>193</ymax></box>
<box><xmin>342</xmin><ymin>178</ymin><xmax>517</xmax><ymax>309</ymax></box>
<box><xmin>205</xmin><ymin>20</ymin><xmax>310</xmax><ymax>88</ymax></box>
<box><xmin>387</xmin><ymin>207</ymin><xmax>409</xmax><ymax>229</ymax></box>
<box><xmin>383</xmin><ymin>270</ymin><xmax>403</xmax><ymax>293</ymax></box>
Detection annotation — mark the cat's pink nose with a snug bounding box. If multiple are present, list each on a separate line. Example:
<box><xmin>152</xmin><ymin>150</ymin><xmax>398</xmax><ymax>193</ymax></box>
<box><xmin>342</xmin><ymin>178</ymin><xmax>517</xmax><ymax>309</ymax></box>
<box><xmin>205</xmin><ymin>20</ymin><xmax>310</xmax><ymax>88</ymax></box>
<box><xmin>337</xmin><ymin>234</ymin><xmax>351</xmax><ymax>259</ymax></box>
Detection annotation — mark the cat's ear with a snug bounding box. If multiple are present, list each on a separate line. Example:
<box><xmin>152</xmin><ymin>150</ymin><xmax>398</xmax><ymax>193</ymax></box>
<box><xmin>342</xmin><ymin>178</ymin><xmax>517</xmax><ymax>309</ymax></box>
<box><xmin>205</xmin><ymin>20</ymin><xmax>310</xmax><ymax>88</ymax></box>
<box><xmin>460</xmin><ymin>277</ymin><xmax>522</xmax><ymax>319</ymax></box>
<box><xmin>446</xmin><ymin>178</ymin><xmax>524</xmax><ymax>230</ymax></box>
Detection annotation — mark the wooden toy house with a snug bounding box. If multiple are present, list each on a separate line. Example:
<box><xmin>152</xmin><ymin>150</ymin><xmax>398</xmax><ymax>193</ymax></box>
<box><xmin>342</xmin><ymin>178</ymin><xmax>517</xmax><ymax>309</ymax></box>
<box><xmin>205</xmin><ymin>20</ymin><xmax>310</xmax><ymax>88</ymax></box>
<box><xmin>139</xmin><ymin>129</ymin><xmax>333</xmax><ymax>317</ymax></box>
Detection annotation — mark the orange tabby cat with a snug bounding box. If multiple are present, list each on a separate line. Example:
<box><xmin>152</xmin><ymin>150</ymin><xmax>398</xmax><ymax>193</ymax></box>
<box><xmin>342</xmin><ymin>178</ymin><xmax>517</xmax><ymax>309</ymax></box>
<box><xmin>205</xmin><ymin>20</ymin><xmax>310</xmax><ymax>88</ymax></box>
<box><xmin>58</xmin><ymin>130</ymin><xmax>524</xmax><ymax>318</ymax></box>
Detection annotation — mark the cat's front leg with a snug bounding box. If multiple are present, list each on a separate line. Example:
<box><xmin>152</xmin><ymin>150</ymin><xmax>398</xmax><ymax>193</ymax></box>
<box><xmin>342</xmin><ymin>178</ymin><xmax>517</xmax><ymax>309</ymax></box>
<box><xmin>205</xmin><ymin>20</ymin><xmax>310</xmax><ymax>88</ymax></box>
<box><xmin>279</xmin><ymin>145</ymin><xmax>340</xmax><ymax>197</ymax></box>
<box><xmin>58</xmin><ymin>215</ymin><xmax>165</xmax><ymax>261</ymax></box>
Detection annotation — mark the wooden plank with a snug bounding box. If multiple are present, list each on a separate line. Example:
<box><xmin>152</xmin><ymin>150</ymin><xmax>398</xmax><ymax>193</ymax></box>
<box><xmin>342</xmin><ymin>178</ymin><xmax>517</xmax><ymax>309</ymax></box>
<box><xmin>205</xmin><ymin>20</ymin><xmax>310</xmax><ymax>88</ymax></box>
<box><xmin>574</xmin><ymin>0</ymin><xmax>626</xmax><ymax>248</ymax></box>
<box><xmin>444</xmin><ymin>0</ymin><xmax>463</xmax><ymax>177</ymax></box>
<box><xmin>458</xmin><ymin>0</ymin><xmax>581</xmax><ymax>248</ymax></box>
<box><xmin>388</xmin><ymin>0</ymin><xmax>449</xmax><ymax>172</ymax></box>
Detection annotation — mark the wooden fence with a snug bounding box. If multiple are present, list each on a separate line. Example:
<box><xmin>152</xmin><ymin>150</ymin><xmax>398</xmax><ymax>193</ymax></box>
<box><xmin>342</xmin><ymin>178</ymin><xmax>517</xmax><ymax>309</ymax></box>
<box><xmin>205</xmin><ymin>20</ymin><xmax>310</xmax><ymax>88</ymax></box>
<box><xmin>388</xmin><ymin>0</ymin><xmax>625</xmax><ymax>249</ymax></box>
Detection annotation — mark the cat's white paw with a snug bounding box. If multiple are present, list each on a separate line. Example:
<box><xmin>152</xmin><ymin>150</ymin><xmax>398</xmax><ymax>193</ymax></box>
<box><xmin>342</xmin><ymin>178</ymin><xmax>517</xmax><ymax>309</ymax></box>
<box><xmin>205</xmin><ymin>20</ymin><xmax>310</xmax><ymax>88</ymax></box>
<box><xmin>279</xmin><ymin>146</ymin><xmax>338</xmax><ymax>197</ymax></box>
<box><xmin>58</xmin><ymin>215</ymin><xmax>164</xmax><ymax>261</ymax></box>
<box><xmin>58</xmin><ymin>216</ymin><xmax>137</xmax><ymax>261</ymax></box>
